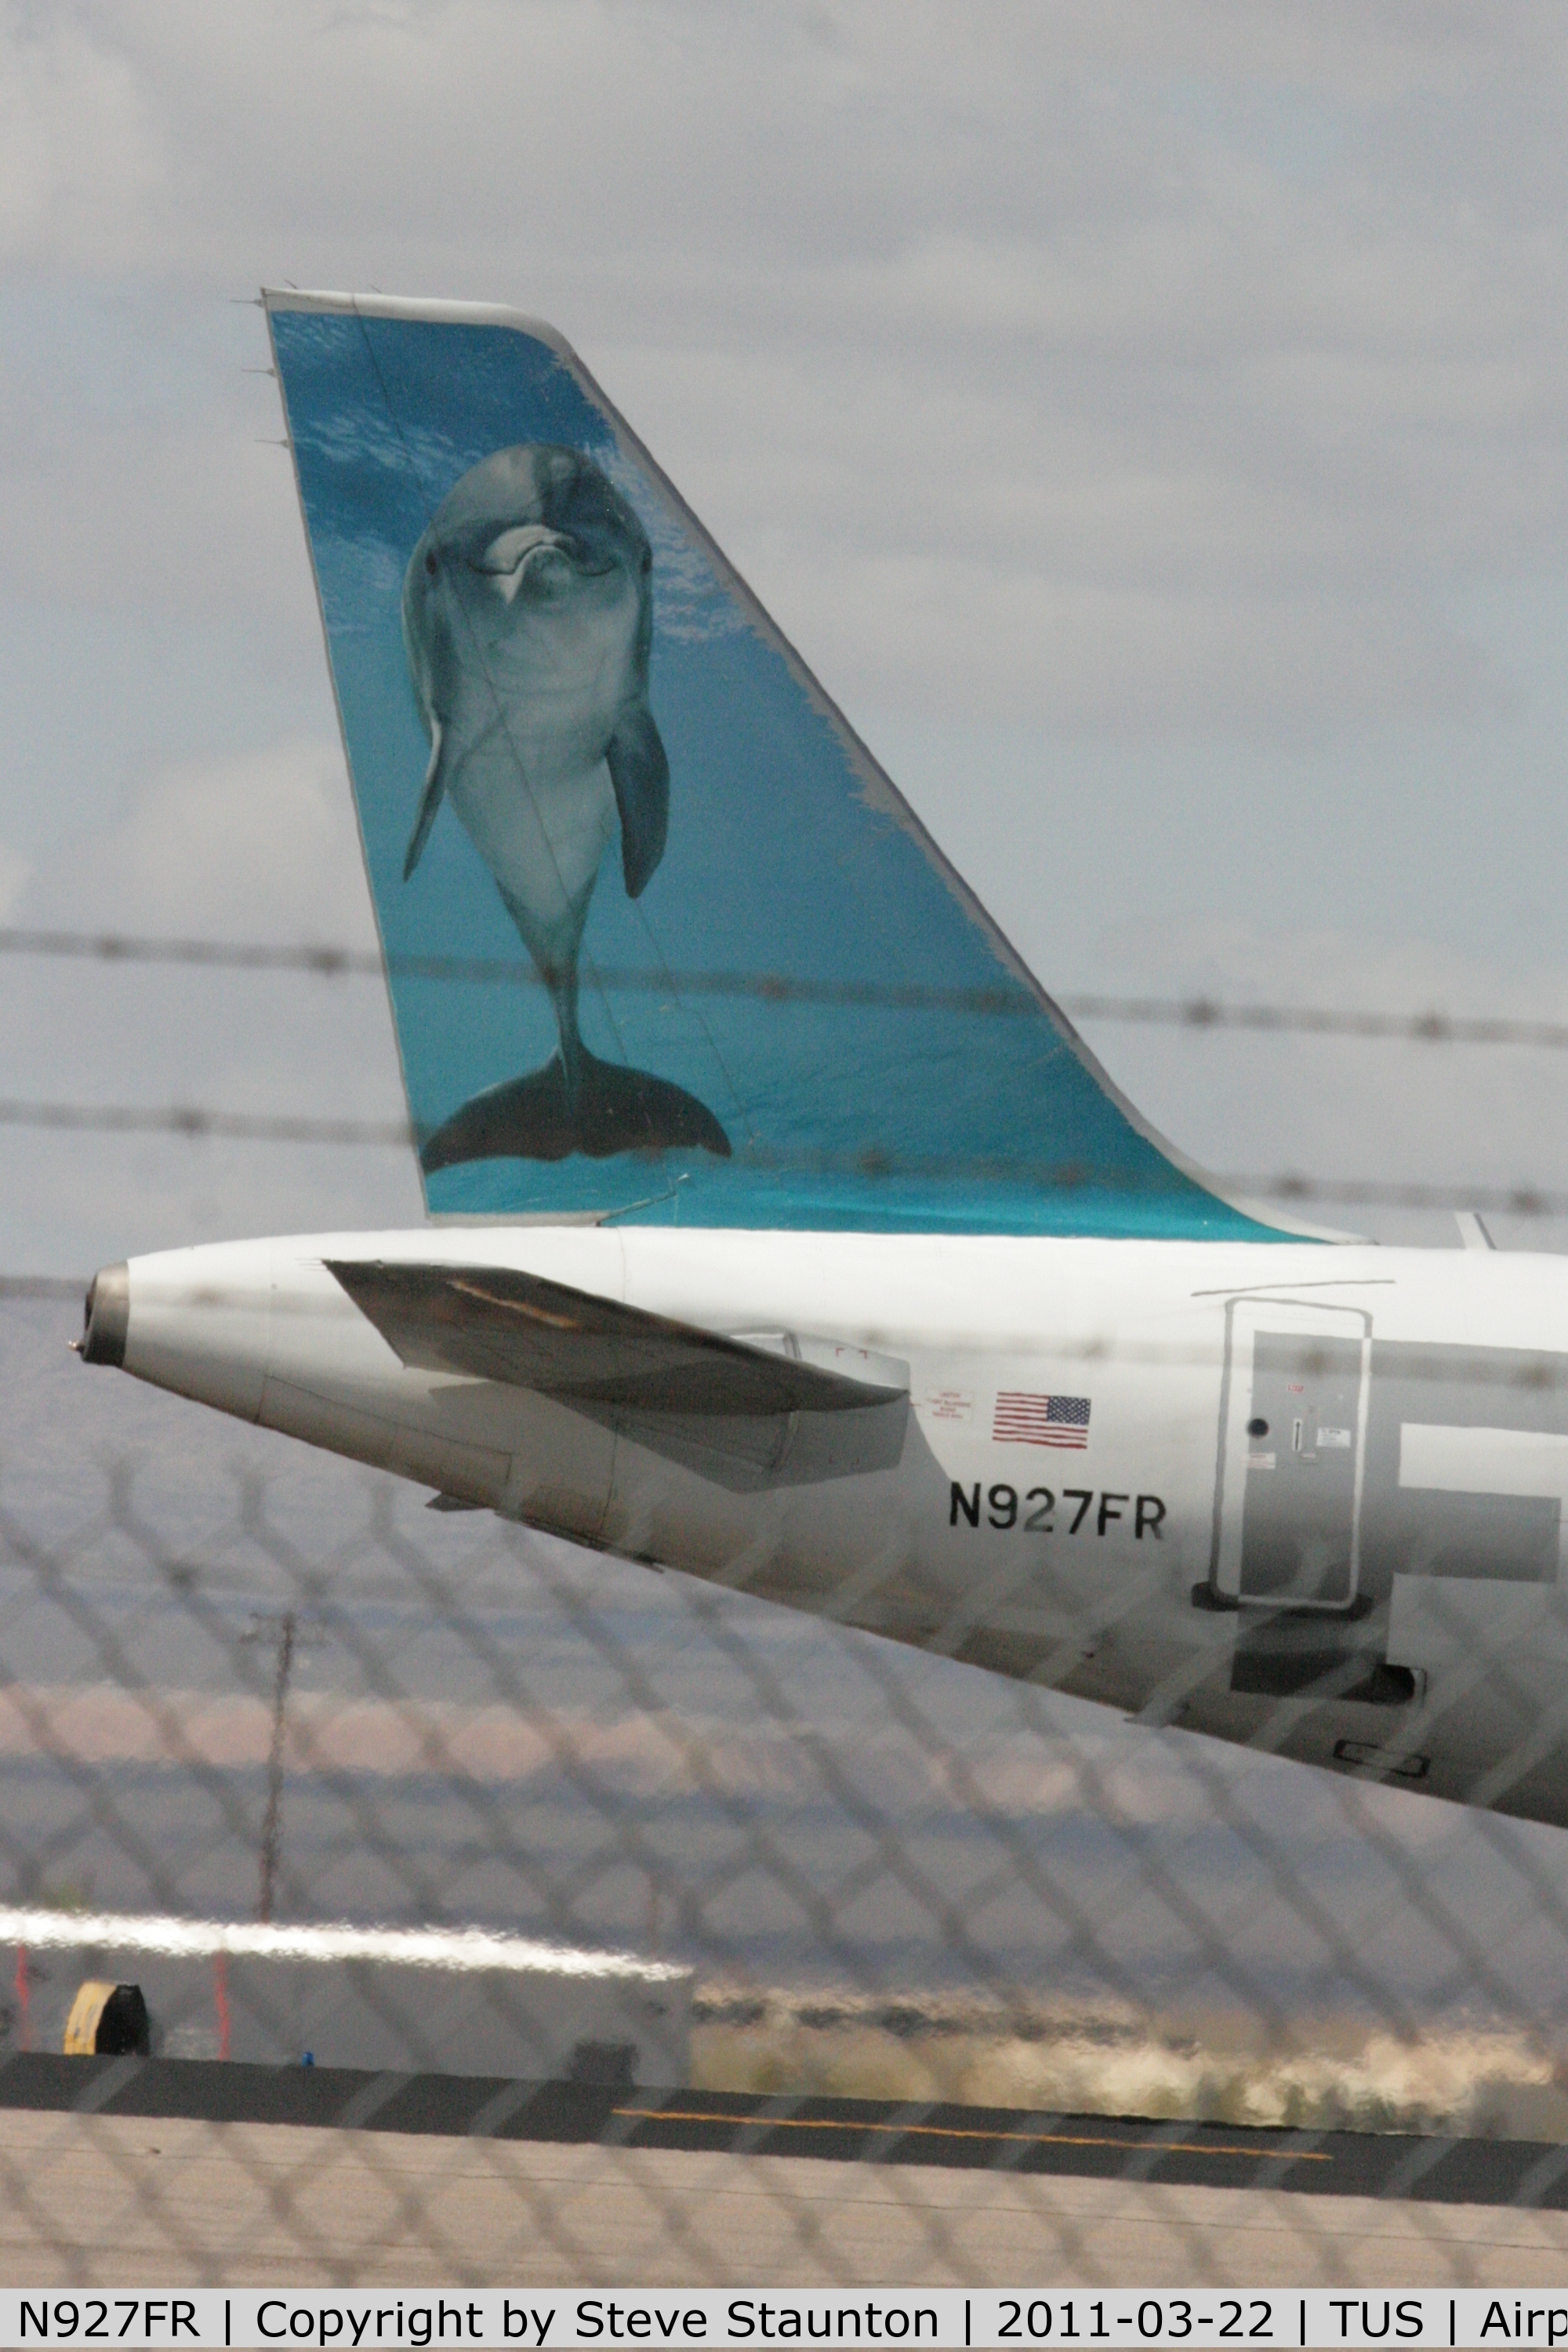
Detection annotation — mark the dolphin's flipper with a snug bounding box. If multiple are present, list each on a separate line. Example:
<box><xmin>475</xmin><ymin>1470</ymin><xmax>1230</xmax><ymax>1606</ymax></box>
<box><xmin>403</xmin><ymin>719</ymin><xmax>447</xmax><ymax>880</ymax></box>
<box><xmin>605</xmin><ymin>704</ymin><xmax>670</xmax><ymax>898</ymax></box>
<box><xmin>421</xmin><ymin>1050</ymin><xmax>730</xmax><ymax>1172</ymax></box>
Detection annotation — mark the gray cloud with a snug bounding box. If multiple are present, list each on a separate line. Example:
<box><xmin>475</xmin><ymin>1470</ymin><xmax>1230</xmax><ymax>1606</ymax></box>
<box><xmin>0</xmin><ymin>2</ymin><xmax>1566</xmax><ymax>1264</ymax></box>
<box><xmin>29</xmin><ymin>739</ymin><xmax>377</xmax><ymax>945</ymax></box>
<box><xmin>2</xmin><ymin>3</ymin><xmax>1565</xmax><ymax>731</ymax></box>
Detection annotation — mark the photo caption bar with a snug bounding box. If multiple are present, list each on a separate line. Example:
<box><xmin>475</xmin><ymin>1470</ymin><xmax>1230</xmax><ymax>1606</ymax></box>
<box><xmin>0</xmin><ymin>2291</ymin><xmax>1555</xmax><ymax>2347</ymax></box>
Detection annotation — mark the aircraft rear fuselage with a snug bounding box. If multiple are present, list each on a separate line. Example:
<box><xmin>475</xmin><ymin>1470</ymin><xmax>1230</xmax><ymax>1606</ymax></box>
<box><xmin>86</xmin><ymin>1228</ymin><xmax>1568</xmax><ymax>1828</ymax></box>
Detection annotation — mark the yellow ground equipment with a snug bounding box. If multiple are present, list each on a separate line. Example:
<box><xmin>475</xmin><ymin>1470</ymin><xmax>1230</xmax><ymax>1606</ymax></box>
<box><xmin>63</xmin><ymin>1980</ymin><xmax>150</xmax><ymax>2056</ymax></box>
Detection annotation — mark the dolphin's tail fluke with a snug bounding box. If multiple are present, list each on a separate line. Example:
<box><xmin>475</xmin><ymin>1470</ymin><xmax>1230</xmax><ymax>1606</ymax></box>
<box><xmin>420</xmin><ymin>1054</ymin><xmax>731</xmax><ymax>1174</ymax></box>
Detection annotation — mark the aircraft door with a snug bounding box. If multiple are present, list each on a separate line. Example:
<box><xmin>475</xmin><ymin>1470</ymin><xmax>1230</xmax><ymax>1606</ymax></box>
<box><xmin>1214</xmin><ymin>1300</ymin><xmax>1372</xmax><ymax>1610</ymax></box>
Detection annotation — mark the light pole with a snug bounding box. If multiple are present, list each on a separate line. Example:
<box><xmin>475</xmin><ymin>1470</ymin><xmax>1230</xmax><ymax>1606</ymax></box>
<box><xmin>239</xmin><ymin>1611</ymin><xmax>324</xmax><ymax>1925</ymax></box>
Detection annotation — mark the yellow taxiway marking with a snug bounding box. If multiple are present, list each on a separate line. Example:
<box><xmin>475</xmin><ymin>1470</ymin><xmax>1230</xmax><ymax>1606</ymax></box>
<box><xmin>613</xmin><ymin>2108</ymin><xmax>1334</xmax><ymax>2163</ymax></box>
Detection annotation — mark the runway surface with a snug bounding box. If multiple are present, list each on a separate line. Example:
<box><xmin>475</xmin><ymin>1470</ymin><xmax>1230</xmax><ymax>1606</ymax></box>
<box><xmin>1</xmin><ymin>2103</ymin><xmax>1566</xmax><ymax>2292</ymax></box>
<box><xmin>0</xmin><ymin>2053</ymin><xmax>1558</xmax><ymax>2212</ymax></box>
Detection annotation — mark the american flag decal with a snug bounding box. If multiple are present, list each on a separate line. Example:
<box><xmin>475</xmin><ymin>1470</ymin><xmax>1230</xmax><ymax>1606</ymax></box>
<box><xmin>993</xmin><ymin>1392</ymin><xmax>1091</xmax><ymax>1447</ymax></box>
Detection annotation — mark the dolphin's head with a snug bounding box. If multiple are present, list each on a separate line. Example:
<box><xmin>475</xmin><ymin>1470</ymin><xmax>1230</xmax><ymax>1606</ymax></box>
<box><xmin>408</xmin><ymin>445</ymin><xmax>652</xmax><ymax>637</ymax></box>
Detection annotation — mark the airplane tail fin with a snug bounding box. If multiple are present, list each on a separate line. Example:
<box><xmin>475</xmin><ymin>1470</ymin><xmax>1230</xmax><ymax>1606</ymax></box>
<box><xmin>265</xmin><ymin>289</ymin><xmax>1298</xmax><ymax>1240</ymax></box>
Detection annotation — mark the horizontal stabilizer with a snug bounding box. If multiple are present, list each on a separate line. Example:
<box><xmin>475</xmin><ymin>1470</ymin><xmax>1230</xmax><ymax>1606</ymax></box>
<box><xmin>325</xmin><ymin>1260</ymin><xmax>909</xmax><ymax>1417</ymax></box>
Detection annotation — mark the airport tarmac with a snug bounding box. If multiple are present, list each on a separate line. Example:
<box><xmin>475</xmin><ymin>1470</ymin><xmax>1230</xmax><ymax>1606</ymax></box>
<box><xmin>1</xmin><ymin>2103</ymin><xmax>1566</xmax><ymax>2292</ymax></box>
<box><xmin>0</xmin><ymin>2060</ymin><xmax>1565</xmax><ymax>2291</ymax></box>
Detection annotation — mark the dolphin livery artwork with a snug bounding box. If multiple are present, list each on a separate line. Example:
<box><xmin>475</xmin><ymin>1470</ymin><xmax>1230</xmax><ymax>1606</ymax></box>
<box><xmin>78</xmin><ymin>291</ymin><xmax>1568</xmax><ymax>1832</ymax></box>
<box><xmin>401</xmin><ymin>441</ymin><xmax>728</xmax><ymax>1171</ymax></box>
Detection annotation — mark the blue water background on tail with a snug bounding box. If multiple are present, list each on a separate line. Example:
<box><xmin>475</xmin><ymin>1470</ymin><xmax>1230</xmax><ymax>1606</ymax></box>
<box><xmin>269</xmin><ymin>303</ymin><xmax>1287</xmax><ymax>1240</ymax></box>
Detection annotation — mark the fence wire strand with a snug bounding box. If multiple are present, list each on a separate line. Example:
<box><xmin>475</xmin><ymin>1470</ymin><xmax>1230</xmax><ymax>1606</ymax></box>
<box><xmin>6</xmin><ymin>924</ymin><xmax>1568</xmax><ymax>1052</ymax></box>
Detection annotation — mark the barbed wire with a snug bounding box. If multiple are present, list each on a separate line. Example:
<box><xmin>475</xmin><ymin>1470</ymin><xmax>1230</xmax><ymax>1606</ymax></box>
<box><xmin>1064</xmin><ymin>994</ymin><xmax>1568</xmax><ymax>1049</ymax></box>
<box><xmin>0</xmin><ymin>1094</ymin><xmax>1563</xmax><ymax>1218</ymax></box>
<box><xmin>4</xmin><ymin>925</ymin><xmax>1568</xmax><ymax>1048</ymax></box>
<box><xmin>1229</xmin><ymin>1173</ymin><xmax>1568</xmax><ymax>1217</ymax></box>
<box><xmin>0</xmin><ymin>1091</ymin><xmax>1563</xmax><ymax>1221</ymax></box>
<box><xmin>13</xmin><ymin>1283</ymin><xmax>1568</xmax><ymax>1396</ymax></box>
<box><xmin>0</xmin><ymin>1097</ymin><xmax>413</xmax><ymax>1148</ymax></box>
<box><xmin>0</xmin><ymin>927</ymin><xmax>388</xmax><ymax>981</ymax></box>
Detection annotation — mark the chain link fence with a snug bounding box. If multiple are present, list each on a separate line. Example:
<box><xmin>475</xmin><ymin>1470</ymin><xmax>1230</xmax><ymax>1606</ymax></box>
<box><xmin>5</xmin><ymin>1290</ymin><xmax>1568</xmax><ymax>2292</ymax></box>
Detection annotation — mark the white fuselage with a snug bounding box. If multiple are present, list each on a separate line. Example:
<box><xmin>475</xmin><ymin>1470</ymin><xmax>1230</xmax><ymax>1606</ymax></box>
<box><xmin>108</xmin><ymin>1227</ymin><xmax>1568</xmax><ymax>1828</ymax></box>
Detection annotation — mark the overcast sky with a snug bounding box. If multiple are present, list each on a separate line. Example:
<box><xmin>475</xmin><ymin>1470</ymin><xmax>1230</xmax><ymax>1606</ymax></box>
<box><xmin>2</xmin><ymin>2</ymin><xmax>1568</xmax><ymax>1271</ymax></box>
